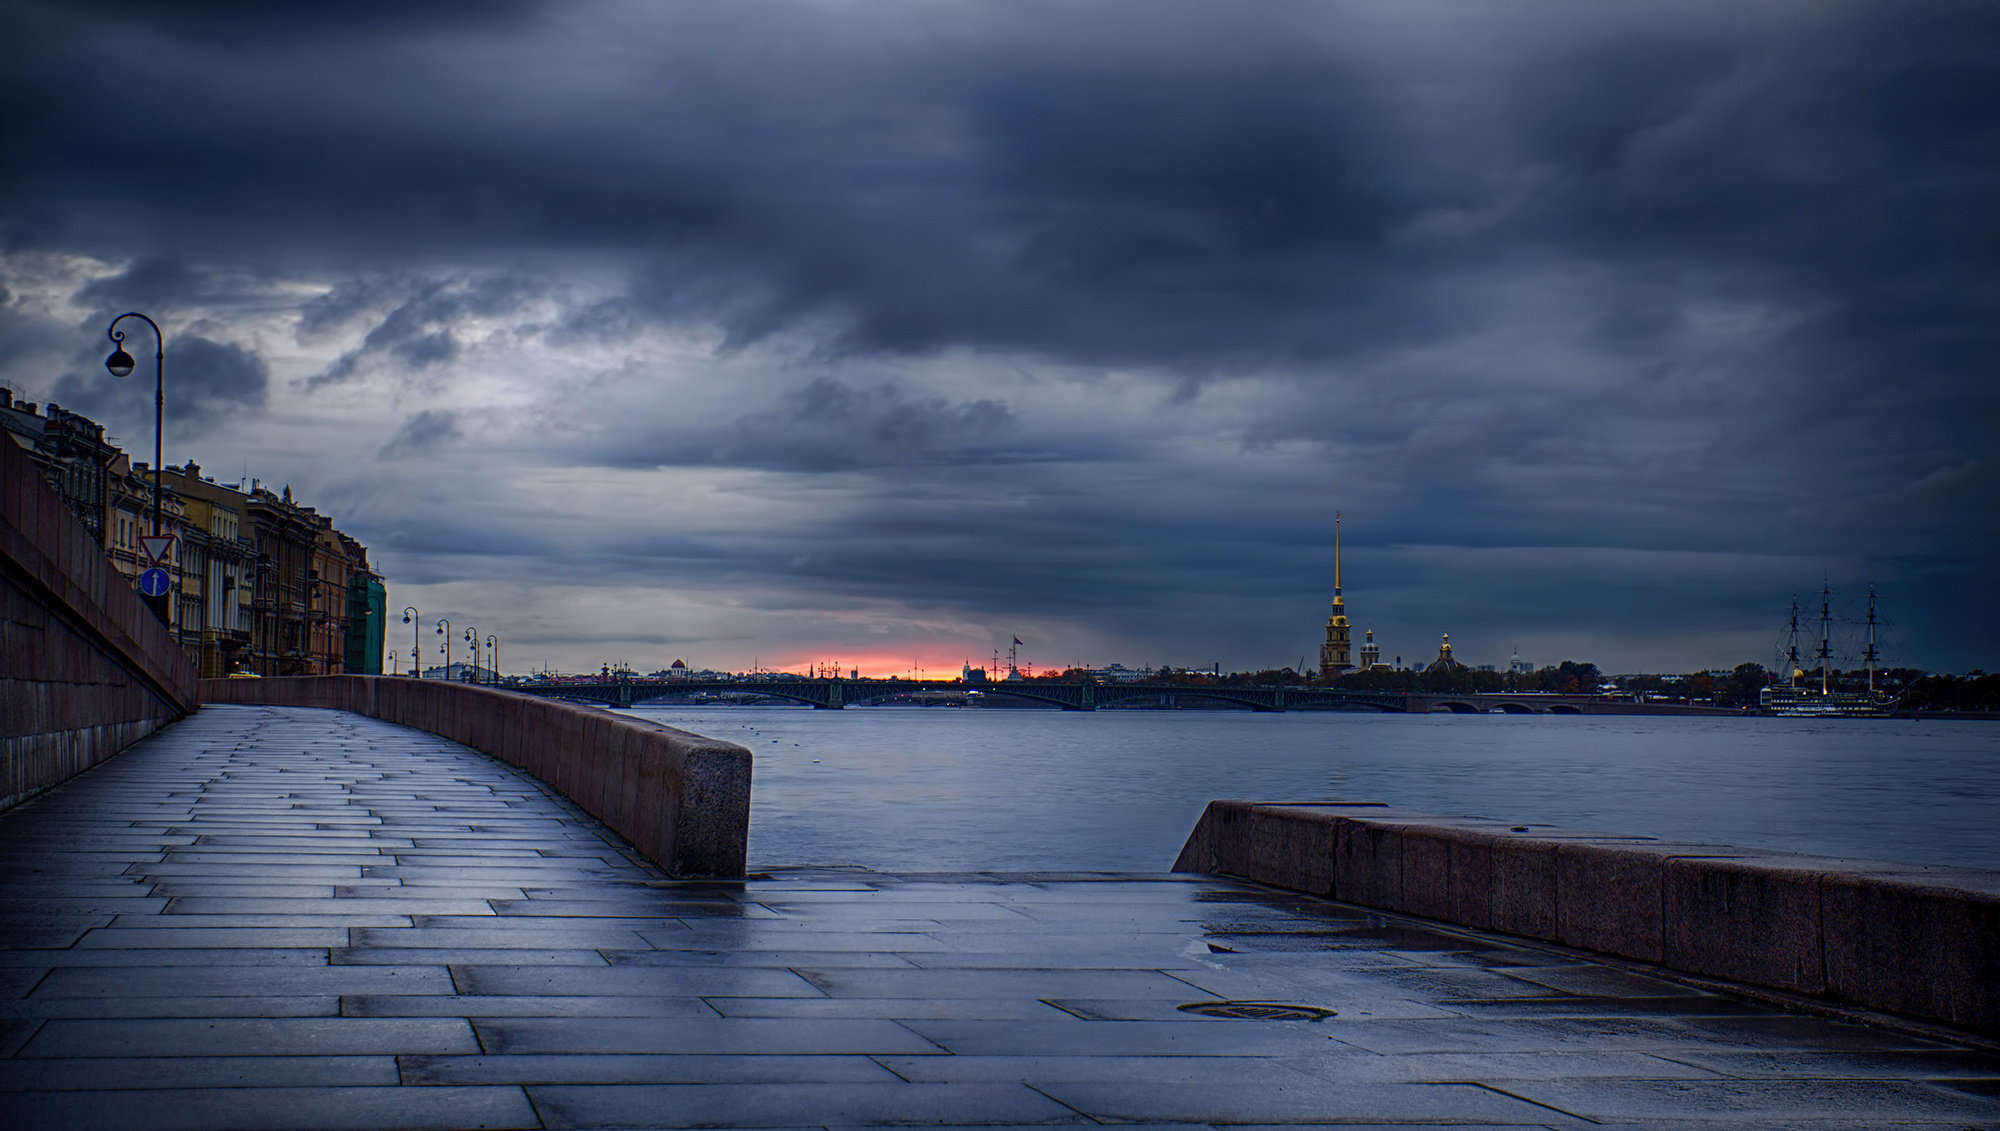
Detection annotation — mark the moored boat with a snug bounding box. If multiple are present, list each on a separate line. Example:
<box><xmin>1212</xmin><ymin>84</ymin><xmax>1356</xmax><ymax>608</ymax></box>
<box><xmin>1758</xmin><ymin>585</ymin><xmax>1897</xmax><ymax>717</ymax></box>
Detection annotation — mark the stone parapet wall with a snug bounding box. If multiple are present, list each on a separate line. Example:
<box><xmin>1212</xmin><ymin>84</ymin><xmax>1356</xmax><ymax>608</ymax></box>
<box><xmin>1174</xmin><ymin>800</ymin><xmax>2000</xmax><ymax>1037</ymax></box>
<box><xmin>2</xmin><ymin>435</ymin><xmax>196</xmax><ymax>811</ymax></box>
<box><xmin>198</xmin><ymin>676</ymin><xmax>751</xmax><ymax>878</ymax></box>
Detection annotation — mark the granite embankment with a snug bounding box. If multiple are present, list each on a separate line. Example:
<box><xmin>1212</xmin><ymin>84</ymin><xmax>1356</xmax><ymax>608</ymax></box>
<box><xmin>1176</xmin><ymin>800</ymin><xmax>2000</xmax><ymax>1038</ymax></box>
<box><xmin>1</xmin><ymin>431</ymin><xmax>195</xmax><ymax>813</ymax></box>
<box><xmin>200</xmin><ymin>676</ymin><xmax>751</xmax><ymax>879</ymax></box>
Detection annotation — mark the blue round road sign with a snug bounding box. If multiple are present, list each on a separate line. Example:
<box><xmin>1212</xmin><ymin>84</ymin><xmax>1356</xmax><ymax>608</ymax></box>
<box><xmin>138</xmin><ymin>567</ymin><xmax>172</xmax><ymax>598</ymax></box>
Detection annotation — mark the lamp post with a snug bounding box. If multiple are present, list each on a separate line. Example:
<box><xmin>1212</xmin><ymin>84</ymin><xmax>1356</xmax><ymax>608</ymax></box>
<box><xmin>389</xmin><ymin>650</ymin><xmax>398</xmax><ymax>677</ymax></box>
<box><xmin>436</xmin><ymin>618</ymin><xmax>451</xmax><ymax>681</ymax></box>
<box><xmin>463</xmin><ymin>626</ymin><xmax>479</xmax><ymax>683</ymax></box>
<box><xmin>487</xmin><ymin>635</ymin><xmax>498</xmax><ymax>685</ymax></box>
<box><xmin>103</xmin><ymin>313</ymin><xmax>164</xmax><ymax>540</ymax></box>
<box><xmin>105</xmin><ymin>313</ymin><xmax>169</xmax><ymax>622</ymax></box>
<box><xmin>402</xmin><ymin>608</ymin><xmax>420</xmax><ymax>677</ymax></box>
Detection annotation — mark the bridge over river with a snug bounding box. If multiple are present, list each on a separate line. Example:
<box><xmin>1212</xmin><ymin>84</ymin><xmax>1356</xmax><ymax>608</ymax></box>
<box><xmin>518</xmin><ymin>677</ymin><xmax>1739</xmax><ymax>716</ymax></box>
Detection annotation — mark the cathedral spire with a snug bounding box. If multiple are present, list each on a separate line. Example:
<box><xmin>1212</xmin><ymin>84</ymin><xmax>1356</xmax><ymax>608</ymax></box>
<box><xmin>1333</xmin><ymin>511</ymin><xmax>1342</xmax><ymax>597</ymax></box>
<box><xmin>1319</xmin><ymin>512</ymin><xmax>1353</xmax><ymax>680</ymax></box>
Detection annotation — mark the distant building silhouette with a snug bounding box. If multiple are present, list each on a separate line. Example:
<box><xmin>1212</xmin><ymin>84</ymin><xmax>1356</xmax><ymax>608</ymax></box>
<box><xmin>1424</xmin><ymin>634</ymin><xmax>1466</xmax><ymax>674</ymax></box>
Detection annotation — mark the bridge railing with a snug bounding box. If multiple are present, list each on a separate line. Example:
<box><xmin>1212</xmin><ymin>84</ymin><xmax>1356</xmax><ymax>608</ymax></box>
<box><xmin>199</xmin><ymin>676</ymin><xmax>751</xmax><ymax>878</ymax></box>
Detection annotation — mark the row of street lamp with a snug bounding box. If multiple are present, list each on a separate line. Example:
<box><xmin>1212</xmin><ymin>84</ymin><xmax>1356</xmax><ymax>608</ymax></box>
<box><xmin>100</xmin><ymin>312</ymin><xmax>506</xmax><ymax>685</ymax></box>
<box><xmin>398</xmin><ymin>608</ymin><xmax>499</xmax><ymax>683</ymax></box>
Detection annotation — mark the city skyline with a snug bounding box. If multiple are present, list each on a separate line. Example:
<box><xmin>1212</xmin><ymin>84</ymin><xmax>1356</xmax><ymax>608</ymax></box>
<box><xmin>2</xmin><ymin>1</ymin><xmax>1993</xmax><ymax>675</ymax></box>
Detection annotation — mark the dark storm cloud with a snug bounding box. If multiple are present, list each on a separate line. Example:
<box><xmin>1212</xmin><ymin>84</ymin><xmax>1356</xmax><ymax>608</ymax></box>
<box><xmin>77</xmin><ymin>258</ymin><xmax>279</xmax><ymax>314</ymax></box>
<box><xmin>595</xmin><ymin>378</ymin><xmax>1032</xmax><ymax>473</ymax></box>
<box><xmin>378</xmin><ymin>410</ymin><xmax>460</xmax><ymax>461</ymax></box>
<box><xmin>49</xmin><ymin>334</ymin><xmax>267</xmax><ymax>427</ymax></box>
<box><xmin>6</xmin><ymin>1</ymin><xmax>1994</xmax><ymax>371</ymax></box>
<box><xmin>2</xmin><ymin>0</ymin><xmax>1995</xmax><ymax>669</ymax></box>
<box><xmin>311</xmin><ymin>273</ymin><xmax>543</xmax><ymax>387</ymax></box>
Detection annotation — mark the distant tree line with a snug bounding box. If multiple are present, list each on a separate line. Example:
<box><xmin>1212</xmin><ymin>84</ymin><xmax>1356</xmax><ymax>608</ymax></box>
<box><xmin>1871</xmin><ymin>669</ymin><xmax>2000</xmax><ymax>712</ymax></box>
<box><xmin>1019</xmin><ymin>661</ymin><xmax>1998</xmax><ymax>710</ymax></box>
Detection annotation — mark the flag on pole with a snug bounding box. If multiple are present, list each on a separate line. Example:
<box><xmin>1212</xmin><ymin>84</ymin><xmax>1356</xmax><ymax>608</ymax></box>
<box><xmin>1013</xmin><ymin>637</ymin><xmax>1023</xmax><ymax>645</ymax></box>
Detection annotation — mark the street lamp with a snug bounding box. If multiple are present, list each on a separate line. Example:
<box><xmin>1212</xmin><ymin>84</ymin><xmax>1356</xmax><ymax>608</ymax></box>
<box><xmin>388</xmin><ymin>650</ymin><xmax>398</xmax><ymax>677</ymax></box>
<box><xmin>402</xmin><ymin>608</ymin><xmax>420</xmax><ymax>678</ymax></box>
<box><xmin>103</xmin><ymin>313</ymin><xmax>165</xmax><ymax>541</ymax></box>
<box><xmin>487</xmin><ymin>635</ymin><xmax>498</xmax><ymax>685</ymax></box>
<box><xmin>436</xmin><ymin>618</ymin><xmax>451</xmax><ymax>680</ymax></box>
<box><xmin>463</xmin><ymin>626</ymin><xmax>479</xmax><ymax>684</ymax></box>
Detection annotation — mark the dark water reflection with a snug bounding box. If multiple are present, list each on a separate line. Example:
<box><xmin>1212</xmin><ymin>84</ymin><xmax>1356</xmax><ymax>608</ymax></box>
<box><xmin>616</xmin><ymin>706</ymin><xmax>2000</xmax><ymax>872</ymax></box>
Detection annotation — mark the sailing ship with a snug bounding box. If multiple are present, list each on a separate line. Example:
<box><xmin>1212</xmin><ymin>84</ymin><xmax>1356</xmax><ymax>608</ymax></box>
<box><xmin>1759</xmin><ymin>584</ymin><xmax>1896</xmax><ymax>717</ymax></box>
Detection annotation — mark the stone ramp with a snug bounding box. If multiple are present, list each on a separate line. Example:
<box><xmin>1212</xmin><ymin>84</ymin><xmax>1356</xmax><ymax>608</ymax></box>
<box><xmin>0</xmin><ymin>705</ymin><xmax>1993</xmax><ymax>1129</ymax></box>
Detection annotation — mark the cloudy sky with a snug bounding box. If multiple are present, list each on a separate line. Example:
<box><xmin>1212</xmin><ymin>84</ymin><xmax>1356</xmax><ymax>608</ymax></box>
<box><xmin>3</xmin><ymin>0</ymin><xmax>1994</xmax><ymax>675</ymax></box>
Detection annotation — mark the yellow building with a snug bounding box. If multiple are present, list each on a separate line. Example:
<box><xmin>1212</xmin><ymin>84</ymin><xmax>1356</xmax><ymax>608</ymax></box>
<box><xmin>157</xmin><ymin>462</ymin><xmax>257</xmax><ymax>677</ymax></box>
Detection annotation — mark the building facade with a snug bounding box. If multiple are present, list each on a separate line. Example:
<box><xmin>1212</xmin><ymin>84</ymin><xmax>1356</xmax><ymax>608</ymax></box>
<box><xmin>157</xmin><ymin>462</ymin><xmax>256</xmax><ymax>677</ymax></box>
<box><xmin>6</xmin><ymin>388</ymin><xmax>379</xmax><ymax>676</ymax></box>
<box><xmin>2</xmin><ymin>390</ymin><xmax>118</xmax><ymax>545</ymax></box>
<box><xmin>343</xmin><ymin>534</ymin><xmax>386</xmax><ymax>675</ymax></box>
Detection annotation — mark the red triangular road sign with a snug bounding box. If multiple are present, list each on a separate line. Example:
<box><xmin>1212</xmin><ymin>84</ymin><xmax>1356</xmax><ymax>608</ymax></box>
<box><xmin>139</xmin><ymin>535</ymin><xmax>176</xmax><ymax>564</ymax></box>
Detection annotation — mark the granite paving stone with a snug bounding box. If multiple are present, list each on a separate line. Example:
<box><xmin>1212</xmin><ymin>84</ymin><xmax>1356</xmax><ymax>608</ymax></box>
<box><xmin>398</xmin><ymin>1052</ymin><xmax>906</xmax><ymax>1085</ymax></box>
<box><xmin>0</xmin><ymin>1054</ymin><xmax>399</xmax><ymax>1089</ymax></box>
<box><xmin>473</xmin><ymin>1016</ymin><xmax>946</xmax><ymax>1055</ymax></box>
<box><xmin>454</xmin><ymin>964</ymin><xmax>826</xmax><ymax>997</ymax></box>
<box><xmin>0</xmin><ymin>995</ymin><xmax>340</xmax><ymax>1019</ymax></box>
<box><xmin>602</xmin><ymin>948</ymin><xmax>921</xmax><ymax>968</ymax></box>
<box><xmin>17</xmin><ymin>1016</ymin><xmax>481</xmax><ymax>1057</ymax></box>
<box><xmin>32</xmin><ymin>964</ymin><xmax>453</xmax><ymax>998</ymax></box>
<box><xmin>0</xmin><ymin>1084</ymin><xmax>539</xmax><ymax>1130</ymax></box>
<box><xmin>341</xmin><ymin>994</ymin><xmax>716</xmax><ymax>1017</ymax></box>
<box><xmin>71</xmin><ymin>928</ymin><xmax>349</xmax><ymax>948</ymax></box>
<box><xmin>1034</xmin><ymin>1080</ymin><xmax>1580</xmax><ymax>1124</ymax></box>
<box><xmin>523</xmin><ymin>1081</ymin><xmax>1077</xmax><ymax>1127</ymax></box>
<box><xmin>1494</xmin><ymin>1077</ymin><xmax>2000</xmax><ymax>1122</ymax></box>
<box><xmin>789</xmin><ymin>966</ymin><xmax>1208</xmax><ymax>999</ymax></box>
<box><xmin>331</xmin><ymin>946</ymin><xmax>612</xmax><ymax>966</ymax></box>
<box><xmin>2</xmin><ymin>704</ymin><xmax>1995</xmax><ymax>1129</ymax></box>
<box><xmin>705</xmin><ymin>996</ymin><xmax>1072</xmax><ymax>1019</ymax></box>
<box><xmin>1657</xmin><ymin>1048</ymin><xmax>2000</xmax><ymax>1078</ymax></box>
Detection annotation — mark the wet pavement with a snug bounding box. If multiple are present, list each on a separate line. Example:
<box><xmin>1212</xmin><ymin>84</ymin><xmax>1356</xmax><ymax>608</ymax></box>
<box><xmin>0</xmin><ymin>703</ymin><xmax>1996</xmax><ymax>1129</ymax></box>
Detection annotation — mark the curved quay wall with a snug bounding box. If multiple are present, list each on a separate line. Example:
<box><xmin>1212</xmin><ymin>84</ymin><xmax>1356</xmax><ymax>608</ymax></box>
<box><xmin>1175</xmin><ymin>801</ymin><xmax>2000</xmax><ymax>1038</ymax></box>
<box><xmin>200</xmin><ymin>676</ymin><xmax>751</xmax><ymax>879</ymax></box>
<box><xmin>2</xmin><ymin>433</ymin><xmax>196</xmax><ymax>812</ymax></box>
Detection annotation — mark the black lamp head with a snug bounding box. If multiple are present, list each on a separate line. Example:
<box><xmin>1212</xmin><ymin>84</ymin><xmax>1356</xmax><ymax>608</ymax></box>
<box><xmin>105</xmin><ymin>348</ymin><xmax>136</xmax><ymax>378</ymax></box>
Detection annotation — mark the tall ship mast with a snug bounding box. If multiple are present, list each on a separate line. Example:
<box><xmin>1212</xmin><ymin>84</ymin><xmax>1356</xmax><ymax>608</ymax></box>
<box><xmin>1816</xmin><ymin>581</ymin><xmax>1833</xmax><ymax>697</ymax></box>
<box><xmin>1863</xmin><ymin>586</ymin><xmax>1881</xmax><ymax>695</ymax></box>
<box><xmin>1783</xmin><ymin>597</ymin><xmax>1803</xmax><ymax>686</ymax></box>
<box><xmin>1759</xmin><ymin>582</ymin><xmax>1896</xmax><ymax>717</ymax></box>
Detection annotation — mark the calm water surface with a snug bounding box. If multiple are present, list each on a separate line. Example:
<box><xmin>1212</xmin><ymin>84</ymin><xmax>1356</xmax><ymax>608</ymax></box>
<box><xmin>616</xmin><ymin>706</ymin><xmax>2000</xmax><ymax>873</ymax></box>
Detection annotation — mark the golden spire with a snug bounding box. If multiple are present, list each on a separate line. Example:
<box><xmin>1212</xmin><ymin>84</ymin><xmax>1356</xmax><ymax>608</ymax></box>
<box><xmin>1333</xmin><ymin>511</ymin><xmax>1342</xmax><ymax>600</ymax></box>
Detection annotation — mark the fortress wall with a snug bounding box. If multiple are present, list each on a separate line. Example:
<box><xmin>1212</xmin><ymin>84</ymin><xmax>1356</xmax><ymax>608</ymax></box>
<box><xmin>1</xmin><ymin>436</ymin><xmax>196</xmax><ymax>812</ymax></box>
<box><xmin>199</xmin><ymin>676</ymin><xmax>751</xmax><ymax>879</ymax></box>
<box><xmin>1175</xmin><ymin>800</ymin><xmax>2000</xmax><ymax>1037</ymax></box>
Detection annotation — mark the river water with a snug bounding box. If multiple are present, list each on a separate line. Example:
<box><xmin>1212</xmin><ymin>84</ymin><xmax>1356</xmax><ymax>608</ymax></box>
<box><xmin>615</xmin><ymin>705</ymin><xmax>2000</xmax><ymax>873</ymax></box>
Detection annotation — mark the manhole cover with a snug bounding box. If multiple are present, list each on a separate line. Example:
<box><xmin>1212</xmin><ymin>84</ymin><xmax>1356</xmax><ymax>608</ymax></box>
<box><xmin>1177</xmin><ymin>1001</ymin><xmax>1335</xmax><ymax>1020</ymax></box>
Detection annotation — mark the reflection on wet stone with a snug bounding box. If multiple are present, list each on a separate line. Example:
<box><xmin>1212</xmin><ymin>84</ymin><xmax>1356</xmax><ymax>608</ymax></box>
<box><xmin>0</xmin><ymin>705</ymin><xmax>1995</xmax><ymax>1129</ymax></box>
